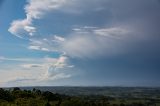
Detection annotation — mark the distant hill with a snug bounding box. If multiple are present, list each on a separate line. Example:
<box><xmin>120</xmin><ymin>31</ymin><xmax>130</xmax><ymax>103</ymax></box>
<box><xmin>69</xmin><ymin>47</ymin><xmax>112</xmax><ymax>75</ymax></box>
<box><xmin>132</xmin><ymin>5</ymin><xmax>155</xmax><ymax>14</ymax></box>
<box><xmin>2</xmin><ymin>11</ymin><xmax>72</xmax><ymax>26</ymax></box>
<box><xmin>6</xmin><ymin>86</ymin><xmax>160</xmax><ymax>98</ymax></box>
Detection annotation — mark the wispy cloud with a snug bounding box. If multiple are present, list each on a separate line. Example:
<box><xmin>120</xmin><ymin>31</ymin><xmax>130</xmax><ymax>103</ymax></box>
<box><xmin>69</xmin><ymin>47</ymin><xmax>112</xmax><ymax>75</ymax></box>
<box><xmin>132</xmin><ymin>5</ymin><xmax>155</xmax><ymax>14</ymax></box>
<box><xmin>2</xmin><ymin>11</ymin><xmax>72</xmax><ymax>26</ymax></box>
<box><xmin>54</xmin><ymin>35</ymin><xmax>65</xmax><ymax>42</ymax></box>
<box><xmin>28</xmin><ymin>45</ymin><xmax>50</xmax><ymax>52</ymax></box>
<box><xmin>0</xmin><ymin>56</ymin><xmax>74</xmax><ymax>87</ymax></box>
<box><xmin>28</xmin><ymin>37</ymin><xmax>62</xmax><ymax>52</ymax></box>
<box><xmin>94</xmin><ymin>27</ymin><xmax>129</xmax><ymax>39</ymax></box>
<box><xmin>21</xmin><ymin>64</ymin><xmax>43</xmax><ymax>68</ymax></box>
<box><xmin>0</xmin><ymin>56</ymin><xmax>36</xmax><ymax>62</ymax></box>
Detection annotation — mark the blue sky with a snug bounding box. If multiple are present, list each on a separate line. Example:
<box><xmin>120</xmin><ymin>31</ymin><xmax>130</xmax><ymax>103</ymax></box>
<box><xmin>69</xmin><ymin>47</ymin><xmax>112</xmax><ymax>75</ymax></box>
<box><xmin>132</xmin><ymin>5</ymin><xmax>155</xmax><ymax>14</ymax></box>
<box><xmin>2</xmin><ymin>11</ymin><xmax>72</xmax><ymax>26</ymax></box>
<box><xmin>0</xmin><ymin>0</ymin><xmax>160</xmax><ymax>87</ymax></box>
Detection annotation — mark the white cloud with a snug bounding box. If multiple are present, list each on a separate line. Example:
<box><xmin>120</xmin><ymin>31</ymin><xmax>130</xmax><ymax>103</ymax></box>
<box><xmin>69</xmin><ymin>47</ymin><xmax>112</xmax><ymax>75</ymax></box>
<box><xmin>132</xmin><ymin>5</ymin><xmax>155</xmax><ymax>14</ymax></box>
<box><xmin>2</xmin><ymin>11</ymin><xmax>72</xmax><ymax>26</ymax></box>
<box><xmin>54</xmin><ymin>35</ymin><xmax>65</xmax><ymax>42</ymax></box>
<box><xmin>26</xmin><ymin>26</ymin><xmax>131</xmax><ymax>58</ymax></box>
<box><xmin>28</xmin><ymin>38</ymin><xmax>60</xmax><ymax>52</ymax></box>
<box><xmin>8</xmin><ymin>0</ymin><xmax>109</xmax><ymax>38</ymax></box>
<box><xmin>25</xmin><ymin>0</ymin><xmax>67</xmax><ymax>19</ymax></box>
<box><xmin>61</xmin><ymin>26</ymin><xmax>131</xmax><ymax>58</ymax></box>
<box><xmin>41</xmin><ymin>48</ymin><xmax>50</xmax><ymax>51</ymax></box>
<box><xmin>43</xmin><ymin>56</ymin><xmax>72</xmax><ymax>80</ymax></box>
<box><xmin>72</xmin><ymin>28</ymin><xmax>82</xmax><ymax>31</ymax></box>
<box><xmin>47</xmin><ymin>73</ymin><xmax>71</xmax><ymax>81</ymax></box>
<box><xmin>28</xmin><ymin>35</ymin><xmax>65</xmax><ymax>52</ymax></box>
<box><xmin>72</xmin><ymin>26</ymin><xmax>97</xmax><ymax>34</ymax></box>
<box><xmin>0</xmin><ymin>56</ymin><xmax>73</xmax><ymax>87</ymax></box>
<box><xmin>28</xmin><ymin>45</ymin><xmax>40</xmax><ymax>50</ymax></box>
<box><xmin>28</xmin><ymin>45</ymin><xmax>50</xmax><ymax>52</ymax></box>
<box><xmin>4</xmin><ymin>0</ymin><xmax>160</xmax><ymax>86</ymax></box>
<box><xmin>0</xmin><ymin>56</ymin><xmax>5</xmax><ymax>61</ymax></box>
<box><xmin>68</xmin><ymin>65</ymin><xmax>74</xmax><ymax>68</ymax></box>
<box><xmin>0</xmin><ymin>66</ymin><xmax>42</xmax><ymax>87</ymax></box>
<box><xmin>94</xmin><ymin>27</ymin><xmax>129</xmax><ymax>39</ymax></box>
<box><xmin>54</xmin><ymin>56</ymin><xmax>68</xmax><ymax>68</ymax></box>
<box><xmin>21</xmin><ymin>64</ymin><xmax>43</xmax><ymax>68</ymax></box>
<box><xmin>0</xmin><ymin>56</ymin><xmax>39</xmax><ymax>62</ymax></box>
<box><xmin>8</xmin><ymin>0</ymin><xmax>67</xmax><ymax>38</ymax></box>
<box><xmin>9</xmin><ymin>0</ymin><xmax>131</xmax><ymax>58</ymax></box>
<box><xmin>24</xmin><ymin>26</ymin><xmax>36</xmax><ymax>36</ymax></box>
<box><xmin>8</xmin><ymin>18</ymin><xmax>34</xmax><ymax>38</ymax></box>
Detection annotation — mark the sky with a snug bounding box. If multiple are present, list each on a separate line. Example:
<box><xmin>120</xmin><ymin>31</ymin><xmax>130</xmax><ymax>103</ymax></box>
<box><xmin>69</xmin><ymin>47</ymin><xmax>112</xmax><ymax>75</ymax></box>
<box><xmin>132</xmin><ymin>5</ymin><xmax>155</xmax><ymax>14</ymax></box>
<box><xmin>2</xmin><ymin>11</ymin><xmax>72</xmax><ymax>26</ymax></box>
<box><xmin>0</xmin><ymin>0</ymin><xmax>160</xmax><ymax>87</ymax></box>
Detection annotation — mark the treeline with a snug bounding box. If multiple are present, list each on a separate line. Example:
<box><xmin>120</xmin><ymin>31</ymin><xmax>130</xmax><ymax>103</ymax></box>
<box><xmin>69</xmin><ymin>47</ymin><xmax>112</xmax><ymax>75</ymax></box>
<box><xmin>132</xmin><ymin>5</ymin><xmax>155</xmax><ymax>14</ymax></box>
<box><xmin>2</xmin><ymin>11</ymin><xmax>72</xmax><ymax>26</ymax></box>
<box><xmin>0</xmin><ymin>87</ymin><xmax>158</xmax><ymax>106</ymax></box>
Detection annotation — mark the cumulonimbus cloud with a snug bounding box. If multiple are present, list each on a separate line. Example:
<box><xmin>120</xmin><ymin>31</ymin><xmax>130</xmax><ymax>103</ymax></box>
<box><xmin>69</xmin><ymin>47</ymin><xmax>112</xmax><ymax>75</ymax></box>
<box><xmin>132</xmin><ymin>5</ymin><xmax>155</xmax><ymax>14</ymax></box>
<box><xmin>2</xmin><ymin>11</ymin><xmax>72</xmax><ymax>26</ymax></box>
<box><xmin>9</xmin><ymin>0</ymin><xmax>160</xmax><ymax>59</ymax></box>
<box><xmin>6</xmin><ymin>0</ymin><xmax>160</xmax><ymax>85</ymax></box>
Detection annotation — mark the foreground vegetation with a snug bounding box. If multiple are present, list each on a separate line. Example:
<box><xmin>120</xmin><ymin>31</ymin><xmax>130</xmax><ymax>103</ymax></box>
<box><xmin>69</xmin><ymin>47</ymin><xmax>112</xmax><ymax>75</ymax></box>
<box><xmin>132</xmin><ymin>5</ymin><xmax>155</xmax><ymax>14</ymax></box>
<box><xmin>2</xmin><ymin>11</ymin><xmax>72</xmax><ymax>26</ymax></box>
<box><xmin>0</xmin><ymin>87</ymin><xmax>160</xmax><ymax>106</ymax></box>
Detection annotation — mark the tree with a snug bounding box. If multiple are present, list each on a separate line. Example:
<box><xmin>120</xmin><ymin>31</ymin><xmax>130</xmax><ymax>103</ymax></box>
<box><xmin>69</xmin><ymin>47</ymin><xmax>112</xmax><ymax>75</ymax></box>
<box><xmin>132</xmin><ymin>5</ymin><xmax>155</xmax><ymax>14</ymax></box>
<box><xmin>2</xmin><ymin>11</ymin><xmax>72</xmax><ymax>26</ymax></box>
<box><xmin>42</xmin><ymin>91</ymin><xmax>59</xmax><ymax>101</ymax></box>
<box><xmin>13</xmin><ymin>87</ymin><xmax>21</xmax><ymax>91</ymax></box>
<box><xmin>0</xmin><ymin>88</ymin><xmax>14</xmax><ymax>102</ymax></box>
<box><xmin>45</xmin><ymin>101</ymin><xmax>51</xmax><ymax>106</ymax></box>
